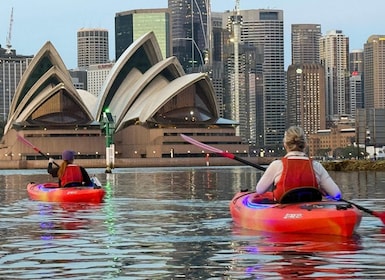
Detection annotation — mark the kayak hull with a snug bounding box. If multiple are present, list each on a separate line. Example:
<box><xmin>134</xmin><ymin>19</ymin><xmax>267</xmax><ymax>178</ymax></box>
<box><xmin>230</xmin><ymin>191</ymin><xmax>362</xmax><ymax>237</ymax></box>
<box><xmin>27</xmin><ymin>182</ymin><xmax>105</xmax><ymax>203</ymax></box>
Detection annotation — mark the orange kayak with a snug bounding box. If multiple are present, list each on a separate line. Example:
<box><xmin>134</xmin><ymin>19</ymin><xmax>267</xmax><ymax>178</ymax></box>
<box><xmin>230</xmin><ymin>191</ymin><xmax>362</xmax><ymax>237</ymax></box>
<box><xmin>27</xmin><ymin>182</ymin><xmax>105</xmax><ymax>203</ymax></box>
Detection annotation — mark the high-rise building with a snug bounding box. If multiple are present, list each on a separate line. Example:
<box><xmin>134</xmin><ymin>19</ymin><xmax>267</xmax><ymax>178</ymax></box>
<box><xmin>168</xmin><ymin>0</ymin><xmax>209</xmax><ymax>73</ymax></box>
<box><xmin>87</xmin><ymin>63</ymin><xmax>114</xmax><ymax>96</ymax></box>
<box><xmin>350</xmin><ymin>49</ymin><xmax>364</xmax><ymax>111</ymax></box>
<box><xmin>115</xmin><ymin>9</ymin><xmax>171</xmax><ymax>60</ymax></box>
<box><xmin>222</xmin><ymin>9</ymin><xmax>285</xmax><ymax>149</ymax></box>
<box><xmin>210</xmin><ymin>13</ymin><xmax>227</xmax><ymax>118</ymax></box>
<box><xmin>320</xmin><ymin>30</ymin><xmax>350</xmax><ymax>124</ymax></box>
<box><xmin>349</xmin><ymin>73</ymin><xmax>362</xmax><ymax>115</ymax></box>
<box><xmin>356</xmin><ymin>108</ymin><xmax>385</xmax><ymax>149</ymax></box>
<box><xmin>77</xmin><ymin>28</ymin><xmax>109</xmax><ymax>69</ymax></box>
<box><xmin>350</xmin><ymin>49</ymin><xmax>364</xmax><ymax>73</ymax></box>
<box><xmin>287</xmin><ymin>24</ymin><xmax>325</xmax><ymax>133</ymax></box>
<box><xmin>287</xmin><ymin>64</ymin><xmax>326</xmax><ymax>134</ymax></box>
<box><xmin>69</xmin><ymin>69</ymin><xmax>87</xmax><ymax>90</ymax></box>
<box><xmin>0</xmin><ymin>47</ymin><xmax>33</xmax><ymax>121</ymax></box>
<box><xmin>223</xmin><ymin>43</ymin><xmax>262</xmax><ymax>145</ymax></box>
<box><xmin>291</xmin><ymin>24</ymin><xmax>321</xmax><ymax>64</ymax></box>
<box><xmin>211</xmin><ymin>12</ymin><xmax>224</xmax><ymax>63</ymax></box>
<box><xmin>364</xmin><ymin>35</ymin><xmax>385</xmax><ymax>109</ymax></box>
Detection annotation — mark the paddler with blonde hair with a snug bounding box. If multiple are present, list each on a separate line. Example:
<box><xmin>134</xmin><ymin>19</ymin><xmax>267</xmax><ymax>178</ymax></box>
<box><xmin>256</xmin><ymin>126</ymin><xmax>342</xmax><ymax>203</ymax></box>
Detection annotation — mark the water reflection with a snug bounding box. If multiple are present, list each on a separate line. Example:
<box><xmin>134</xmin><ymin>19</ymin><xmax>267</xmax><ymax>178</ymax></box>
<box><xmin>36</xmin><ymin>203</ymin><xmax>98</xmax><ymax>240</ymax></box>
<box><xmin>227</xmin><ymin>226</ymin><xmax>364</xmax><ymax>279</ymax></box>
<box><xmin>0</xmin><ymin>167</ymin><xmax>385</xmax><ymax>279</ymax></box>
<box><xmin>232</xmin><ymin>227</ymin><xmax>363</xmax><ymax>253</ymax></box>
<box><xmin>330</xmin><ymin>170</ymin><xmax>385</xmax><ymax>200</ymax></box>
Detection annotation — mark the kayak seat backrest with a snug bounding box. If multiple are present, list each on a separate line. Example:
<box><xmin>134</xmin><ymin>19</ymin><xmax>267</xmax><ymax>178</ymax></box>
<box><xmin>280</xmin><ymin>187</ymin><xmax>323</xmax><ymax>204</ymax></box>
<box><xmin>63</xmin><ymin>182</ymin><xmax>83</xmax><ymax>188</ymax></box>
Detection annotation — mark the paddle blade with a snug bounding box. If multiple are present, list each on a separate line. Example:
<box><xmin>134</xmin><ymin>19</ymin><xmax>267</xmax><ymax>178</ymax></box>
<box><xmin>180</xmin><ymin>133</ymin><xmax>267</xmax><ymax>171</ymax></box>
<box><xmin>180</xmin><ymin>134</ymin><xmax>225</xmax><ymax>154</ymax></box>
<box><xmin>373</xmin><ymin>211</ymin><xmax>385</xmax><ymax>225</ymax></box>
<box><xmin>17</xmin><ymin>134</ymin><xmax>40</xmax><ymax>153</ymax></box>
<box><xmin>91</xmin><ymin>176</ymin><xmax>102</xmax><ymax>188</ymax></box>
<box><xmin>17</xmin><ymin>133</ymin><xmax>59</xmax><ymax>166</ymax></box>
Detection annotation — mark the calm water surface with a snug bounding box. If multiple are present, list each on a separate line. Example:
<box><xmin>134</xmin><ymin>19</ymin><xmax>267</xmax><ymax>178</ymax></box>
<box><xmin>0</xmin><ymin>166</ymin><xmax>385</xmax><ymax>279</ymax></box>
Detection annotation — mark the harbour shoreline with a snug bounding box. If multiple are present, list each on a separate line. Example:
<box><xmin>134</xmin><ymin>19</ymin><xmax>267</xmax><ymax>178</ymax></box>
<box><xmin>3</xmin><ymin>157</ymin><xmax>384</xmax><ymax>171</ymax></box>
<box><xmin>1</xmin><ymin>156</ymin><xmax>274</xmax><ymax>170</ymax></box>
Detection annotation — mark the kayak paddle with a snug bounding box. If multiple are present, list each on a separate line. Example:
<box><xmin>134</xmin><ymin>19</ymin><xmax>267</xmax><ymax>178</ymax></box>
<box><xmin>180</xmin><ymin>133</ymin><xmax>385</xmax><ymax>225</ymax></box>
<box><xmin>339</xmin><ymin>198</ymin><xmax>385</xmax><ymax>224</ymax></box>
<box><xmin>180</xmin><ymin>134</ymin><xmax>266</xmax><ymax>171</ymax></box>
<box><xmin>17</xmin><ymin>134</ymin><xmax>59</xmax><ymax>167</ymax></box>
<box><xmin>91</xmin><ymin>176</ymin><xmax>102</xmax><ymax>188</ymax></box>
<box><xmin>18</xmin><ymin>134</ymin><xmax>103</xmax><ymax>189</ymax></box>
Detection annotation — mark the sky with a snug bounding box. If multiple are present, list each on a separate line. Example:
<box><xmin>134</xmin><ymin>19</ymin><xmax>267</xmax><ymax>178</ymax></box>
<box><xmin>1</xmin><ymin>0</ymin><xmax>384</xmax><ymax>69</ymax></box>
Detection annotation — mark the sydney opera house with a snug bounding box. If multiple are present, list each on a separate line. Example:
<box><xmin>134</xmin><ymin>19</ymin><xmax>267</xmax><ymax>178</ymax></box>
<box><xmin>0</xmin><ymin>32</ymin><xmax>248</xmax><ymax>163</ymax></box>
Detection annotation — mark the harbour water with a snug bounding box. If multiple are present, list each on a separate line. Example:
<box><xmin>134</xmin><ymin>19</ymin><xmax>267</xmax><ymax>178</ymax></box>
<box><xmin>0</xmin><ymin>166</ymin><xmax>385</xmax><ymax>279</ymax></box>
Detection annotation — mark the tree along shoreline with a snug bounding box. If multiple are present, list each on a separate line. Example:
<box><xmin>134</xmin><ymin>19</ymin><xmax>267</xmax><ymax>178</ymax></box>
<box><xmin>322</xmin><ymin>160</ymin><xmax>385</xmax><ymax>171</ymax></box>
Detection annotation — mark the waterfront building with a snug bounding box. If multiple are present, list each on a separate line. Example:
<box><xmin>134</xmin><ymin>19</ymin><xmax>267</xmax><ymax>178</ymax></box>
<box><xmin>0</xmin><ymin>33</ymin><xmax>248</xmax><ymax>161</ymax></box>
<box><xmin>307</xmin><ymin>124</ymin><xmax>355</xmax><ymax>158</ymax></box>
<box><xmin>115</xmin><ymin>9</ymin><xmax>171</xmax><ymax>60</ymax></box>
<box><xmin>320</xmin><ymin>30</ymin><xmax>350</xmax><ymax>125</ymax></box>
<box><xmin>356</xmin><ymin>108</ymin><xmax>385</xmax><ymax>150</ymax></box>
<box><xmin>0</xmin><ymin>46</ymin><xmax>33</xmax><ymax>122</ymax></box>
<box><xmin>364</xmin><ymin>35</ymin><xmax>385</xmax><ymax>109</ymax></box>
<box><xmin>77</xmin><ymin>28</ymin><xmax>109</xmax><ymax>68</ymax></box>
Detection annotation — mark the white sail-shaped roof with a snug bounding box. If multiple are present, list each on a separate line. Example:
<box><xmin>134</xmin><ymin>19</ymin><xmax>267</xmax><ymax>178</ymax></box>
<box><xmin>4</xmin><ymin>41</ymin><xmax>95</xmax><ymax>134</ymax></box>
<box><xmin>119</xmin><ymin>73</ymin><xmax>218</xmax><ymax>129</ymax></box>
<box><xmin>5</xmin><ymin>33</ymin><xmax>228</xmax><ymax>136</ymax></box>
<box><xmin>93</xmin><ymin>31</ymin><xmax>164</xmax><ymax>119</ymax></box>
<box><xmin>96</xmin><ymin>31</ymin><xmax>219</xmax><ymax>132</ymax></box>
<box><xmin>110</xmin><ymin>56</ymin><xmax>186</xmax><ymax>131</ymax></box>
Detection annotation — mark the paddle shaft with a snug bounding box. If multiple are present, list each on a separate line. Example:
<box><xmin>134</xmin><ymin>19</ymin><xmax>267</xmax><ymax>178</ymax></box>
<box><xmin>180</xmin><ymin>134</ymin><xmax>266</xmax><ymax>171</ymax></box>
<box><xmin>180</xmin><ymin>133</ymin><xmax>385</xmax><ymax>225</ymax></box>
<box><xmin>225</xmin><ymin>152</ymin><xmax>266</xmax><ymax>171</ymax></box>
<box><xmin>17</xmin><ymin>134</ymin><xmax>59</xmax><ymax>167</ymax></box>
<box><xmin>340</xmin><ymin>198</ymin><xmax>375</xmax><ymax>216</ymax></box>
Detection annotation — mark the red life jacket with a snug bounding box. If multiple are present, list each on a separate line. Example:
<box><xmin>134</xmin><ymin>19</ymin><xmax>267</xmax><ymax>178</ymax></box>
<box><xmin>273</xmin><ymin>157</ymin><xmax>320</xmax><ymax>202</ymax></box>
<box><xmin>60</xmin><ymin>164</ymin><xmax>83</xmax><ymax>187</ymax></box>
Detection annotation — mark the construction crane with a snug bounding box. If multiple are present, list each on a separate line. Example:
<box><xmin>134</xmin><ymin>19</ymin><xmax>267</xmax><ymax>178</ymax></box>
<box><xmin>5</xmin><ymin>7</ymin><xmax>14</xmax><ymax>55</ymax></box>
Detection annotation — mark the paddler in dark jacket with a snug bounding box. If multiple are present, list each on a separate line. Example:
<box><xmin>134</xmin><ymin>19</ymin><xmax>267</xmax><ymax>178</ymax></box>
<box><xmin>47</xmin><ymin>150</ymin><xmax>92</xmax><ymax>187</ymax></box>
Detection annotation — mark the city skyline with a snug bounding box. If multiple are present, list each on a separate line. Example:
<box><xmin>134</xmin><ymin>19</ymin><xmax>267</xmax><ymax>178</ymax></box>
<box><xmin>1</xmin><ymin>0</ymin><xmax>384</xmax><ymax>69</ymax></box>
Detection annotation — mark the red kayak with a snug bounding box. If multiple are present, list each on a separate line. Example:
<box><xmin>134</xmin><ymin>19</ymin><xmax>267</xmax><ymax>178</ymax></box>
<box><xmin>230</xmin><ymin>191</ymin><xmax>362</xmax><ymax>237</ymax></box>
<box><xmin>27</xmin><ymin>182</ymin><xmax>105</xmax><ymax>203</ymax></box>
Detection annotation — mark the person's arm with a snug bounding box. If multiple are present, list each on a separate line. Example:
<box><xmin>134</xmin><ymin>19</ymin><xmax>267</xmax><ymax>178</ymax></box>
<box><xmin>47</xmin><ymin>158</ymin><xmax>59</xmax><ymax>177</ymax></box>
<box><xmin>314</xmin><ymin>162</ymin><xmax>342</xmax><ymax>199</ymax></box>
<box><xmin>256</xmin><ymin>160</ymin><xmax>282</xmax><ymax>194</ymax></box>
<box><xmin>80</xmin><ymin>166</ymin><xmax>92</xmax><ymax>186</ymax></box>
